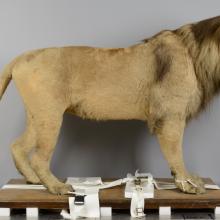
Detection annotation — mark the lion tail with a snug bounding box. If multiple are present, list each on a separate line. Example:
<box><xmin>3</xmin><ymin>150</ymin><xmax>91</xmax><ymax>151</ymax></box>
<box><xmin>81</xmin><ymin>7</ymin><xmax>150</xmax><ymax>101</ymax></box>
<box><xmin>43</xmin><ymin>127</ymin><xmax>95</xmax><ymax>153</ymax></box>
<box><xmin>0</xmin><ymin>63</ymin><xmax>13</xmax><ymax>100</ymax></box>
<box><xmin>0</xmin><ymin>56</ymin><xmax>21</xmax><ymax>100</ymax></box>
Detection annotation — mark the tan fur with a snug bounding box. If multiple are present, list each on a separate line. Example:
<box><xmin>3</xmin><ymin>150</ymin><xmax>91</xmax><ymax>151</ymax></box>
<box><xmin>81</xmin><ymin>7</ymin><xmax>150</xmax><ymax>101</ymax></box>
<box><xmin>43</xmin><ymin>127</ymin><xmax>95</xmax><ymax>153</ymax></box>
<box><xmin>1</xmin><ymin>16</ymin><xmax>220</xmax><ymax>194</ymax></box>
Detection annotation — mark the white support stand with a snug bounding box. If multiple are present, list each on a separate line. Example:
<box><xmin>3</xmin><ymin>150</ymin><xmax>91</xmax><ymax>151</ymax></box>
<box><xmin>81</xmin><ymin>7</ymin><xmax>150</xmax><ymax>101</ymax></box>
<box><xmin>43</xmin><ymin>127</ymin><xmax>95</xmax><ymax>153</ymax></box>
<box><xmin>159</xmin><ymin>206</ymin><xmax>171</xmax><ymax>216</ymax></box>
<box><xmin>100</xmin><ymin>207</ymin><xmax>112</xmax><ymax>216</ymax></box>
<box><xmin>0</xmin><ymin>208</ymin><xmax>10</xmax><ymax>217</ymax></box>
<box><xmin>26</xmin><ymin>208</ymin><xmax>39</xmax><ymax>217</ymax></box>
<box><xmin>215</xmin><ymin>206</ymin><xmax>220</xmax><ymax>215</ymax></box>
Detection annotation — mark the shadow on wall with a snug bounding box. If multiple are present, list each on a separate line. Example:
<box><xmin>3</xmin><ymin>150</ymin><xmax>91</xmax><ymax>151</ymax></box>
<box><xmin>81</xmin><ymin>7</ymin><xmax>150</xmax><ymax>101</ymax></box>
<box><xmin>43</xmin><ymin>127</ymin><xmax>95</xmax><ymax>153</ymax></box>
<box><xmin>51</xmin><ymin>113</ymin><xmax>152</xmax><ymax>178</ymax></box>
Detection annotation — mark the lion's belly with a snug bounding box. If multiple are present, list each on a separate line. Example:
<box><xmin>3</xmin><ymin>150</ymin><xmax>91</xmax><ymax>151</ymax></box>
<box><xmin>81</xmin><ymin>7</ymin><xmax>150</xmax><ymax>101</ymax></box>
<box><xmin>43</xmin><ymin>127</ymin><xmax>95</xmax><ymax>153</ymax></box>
<box><xmin>67</xmin><ymin>90</ymin><xmax>146</xmax><ymax>121</ymax></box>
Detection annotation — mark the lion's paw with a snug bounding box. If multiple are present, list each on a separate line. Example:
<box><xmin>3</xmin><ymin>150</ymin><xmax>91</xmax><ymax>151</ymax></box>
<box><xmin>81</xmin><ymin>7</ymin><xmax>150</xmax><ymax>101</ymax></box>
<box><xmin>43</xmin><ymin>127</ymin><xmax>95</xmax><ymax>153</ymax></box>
<box><xmin>25</xmin><ymin>174</ymin><xmax>41</xmax><ymax>185</ymax></box>
<box><xmin>48</xmin><ymin>183</ymin><xmax>73</xmax><ymax>195</ymax></box>
<box><xmin>174</xmin><ymin>173</ymin><xmax>206</xmax><ymax>194</ymax></box>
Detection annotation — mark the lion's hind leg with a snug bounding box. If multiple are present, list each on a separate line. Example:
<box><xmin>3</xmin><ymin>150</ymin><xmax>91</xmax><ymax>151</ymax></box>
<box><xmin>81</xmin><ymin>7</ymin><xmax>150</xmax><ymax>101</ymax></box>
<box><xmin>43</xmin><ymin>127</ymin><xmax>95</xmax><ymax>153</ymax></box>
<box><xmin>30</xmin><ymin>107</ymin><xmax>73</xmax><ymax>195</ymax></box>
<box><xmin>11</xmin><ymin>111</ymin><xmax>40</xmax><ymax>184</ymax></box>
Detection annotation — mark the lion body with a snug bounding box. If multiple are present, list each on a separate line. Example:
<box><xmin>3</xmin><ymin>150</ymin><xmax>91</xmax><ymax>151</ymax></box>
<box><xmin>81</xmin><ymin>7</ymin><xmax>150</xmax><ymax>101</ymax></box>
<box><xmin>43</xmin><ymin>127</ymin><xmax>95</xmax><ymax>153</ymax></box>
<box><xmin>0</xmin><ymin>16</ymin><xmax>219</xmax><ymax>194</ymax></box>
<box><xmin>10</xmin><ymin>31</ymin><xmax>199</xmax><ymax>128</ymax></box>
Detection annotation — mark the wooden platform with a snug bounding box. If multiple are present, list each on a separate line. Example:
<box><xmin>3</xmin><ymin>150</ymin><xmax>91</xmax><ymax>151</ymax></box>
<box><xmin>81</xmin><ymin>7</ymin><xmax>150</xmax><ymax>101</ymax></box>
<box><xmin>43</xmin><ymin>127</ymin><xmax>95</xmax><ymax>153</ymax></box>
<box><xmin>0</xmin><ymin>178</ymin><xmax>220</xmax><ymax>210</ymax></box>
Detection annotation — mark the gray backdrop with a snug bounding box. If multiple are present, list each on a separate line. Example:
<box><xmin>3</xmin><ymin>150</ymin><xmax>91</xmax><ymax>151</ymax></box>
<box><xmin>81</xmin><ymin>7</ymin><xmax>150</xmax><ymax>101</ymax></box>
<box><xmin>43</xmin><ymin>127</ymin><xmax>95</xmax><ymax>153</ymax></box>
<box><xmin>0</xmin><ymin>0</ymin><xmax>220</xmax><ymax>186</ymax></box>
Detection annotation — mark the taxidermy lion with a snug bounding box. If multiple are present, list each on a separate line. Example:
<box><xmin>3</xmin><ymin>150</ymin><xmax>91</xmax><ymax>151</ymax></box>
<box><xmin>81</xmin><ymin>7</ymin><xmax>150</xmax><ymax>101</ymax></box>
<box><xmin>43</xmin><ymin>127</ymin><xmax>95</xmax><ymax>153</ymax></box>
<box><xmin>0</xmin><ymin>16</ymin><xmax>219</xmax><ymax>195</ymax></box>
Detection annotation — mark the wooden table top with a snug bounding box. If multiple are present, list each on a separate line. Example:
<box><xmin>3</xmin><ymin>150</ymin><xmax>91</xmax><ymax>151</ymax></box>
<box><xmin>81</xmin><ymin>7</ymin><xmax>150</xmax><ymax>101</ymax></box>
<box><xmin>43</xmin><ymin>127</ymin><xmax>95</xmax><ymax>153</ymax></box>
<box><xmin>0</xmin><ymin>178</ymin><xmax>220</xmax><ymax>209</ymax></box>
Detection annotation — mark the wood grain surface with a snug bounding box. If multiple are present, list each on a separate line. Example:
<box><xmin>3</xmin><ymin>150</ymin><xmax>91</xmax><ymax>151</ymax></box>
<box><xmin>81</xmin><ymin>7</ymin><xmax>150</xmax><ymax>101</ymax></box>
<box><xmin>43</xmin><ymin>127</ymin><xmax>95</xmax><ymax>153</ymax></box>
<box><xmin>0</xmin><ymin>178</ymin><xmax>219</xmax><ymax>209</ymax></box>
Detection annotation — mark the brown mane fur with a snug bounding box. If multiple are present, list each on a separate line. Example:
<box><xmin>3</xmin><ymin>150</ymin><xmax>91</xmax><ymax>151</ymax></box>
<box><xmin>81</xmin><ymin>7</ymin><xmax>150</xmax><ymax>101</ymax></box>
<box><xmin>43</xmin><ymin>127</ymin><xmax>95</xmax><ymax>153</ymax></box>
<box><xmin>175</xmin><ymin>16</ymin><xmax>220</xmax><ymax>112</ymax></box>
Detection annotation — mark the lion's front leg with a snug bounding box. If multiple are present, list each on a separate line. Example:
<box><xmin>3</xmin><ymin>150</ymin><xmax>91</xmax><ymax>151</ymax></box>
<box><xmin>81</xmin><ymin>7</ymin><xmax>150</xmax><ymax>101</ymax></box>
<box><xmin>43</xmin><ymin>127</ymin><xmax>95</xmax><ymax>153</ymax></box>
<box><xmin>155</xmin><ymin>116</ymin><xmax>205</xmax><ymax>194</ymax></box>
